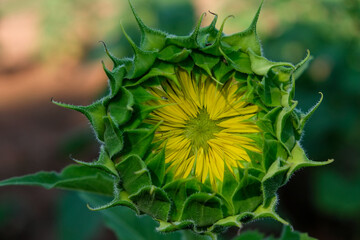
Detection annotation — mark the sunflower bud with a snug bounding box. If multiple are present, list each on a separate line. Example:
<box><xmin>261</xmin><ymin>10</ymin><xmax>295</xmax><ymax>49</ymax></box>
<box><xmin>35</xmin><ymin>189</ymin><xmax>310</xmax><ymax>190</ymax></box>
<box><xmin>53</xmin><ymin>0</ymin><xmax>332</xmax><ymax>237</ymax></box>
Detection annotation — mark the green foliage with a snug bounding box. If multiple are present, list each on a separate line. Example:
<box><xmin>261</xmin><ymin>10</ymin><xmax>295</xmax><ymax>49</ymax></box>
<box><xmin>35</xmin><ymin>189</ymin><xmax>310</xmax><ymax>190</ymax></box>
<box><xmin>0</xmin><ymin>165</ymin><xmax>114</xmax><ymax>196</ymax></box>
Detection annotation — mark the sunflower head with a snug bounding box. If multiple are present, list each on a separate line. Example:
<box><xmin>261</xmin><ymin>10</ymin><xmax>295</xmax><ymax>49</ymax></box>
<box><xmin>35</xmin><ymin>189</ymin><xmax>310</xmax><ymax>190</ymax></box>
<box><xmin>54</xmin><ymin>0</ymin><xmax>332</xmax><ymax>236</ymax></box>
<box><xmin>146</xmin><ymin>71</ymin><xmax>261</xmax><ymax>190</ymax></box>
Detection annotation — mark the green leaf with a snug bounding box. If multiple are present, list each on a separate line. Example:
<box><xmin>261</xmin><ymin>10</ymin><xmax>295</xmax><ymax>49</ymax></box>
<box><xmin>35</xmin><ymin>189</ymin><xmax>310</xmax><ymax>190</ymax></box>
<box><xmin>129</xmin><ymin>1</ymin><xmax>167</xmax><ymax>52</ymax></box>
<box><xmin>181</xmin><ymin>193</ymin><xmax>223</xmax><ymax>227</ymax></box>
<box><xmin>128</xmin><ymin>85</ymin><xmax>158</xmax><ymax>103</ymax></box>
<box><xmin>125</xmin><ymin>62</ymin><xmax>179</xmax><ymax>87</ymax></box>
<box><xmin>245</xmin><ymin>148</ymin><xmax>263</xmax><ymax>170</ymax></box>
<box><xmin>299</xmin><ymin>93</ymin><xmax>323</xmax><ymax>132</ymax></box>
<box><xmin>99</xmin><ymin>41</ymin><xmax>129</xmax><ymax>69</ymax></box>
<box><xmin>197</xmin><ymin>12</ymin><xmax>218</xmax><ymax>48</ymax></box>
<box><xmin>259</xmin><ymin>72</ymin><xmax>283</xmax><ymax>107</ymax></box>
<box><xmin>248</xmin><ymin>49</ymin><xmax>295</xmax><ymax>76</ymax></box>
<box><xmin>219</xmin><ymin>48</ymin><xmax>253</xmax><ymax>74</ymax></box>
<box><xmin>52</xmin><ymin>100</ymin><xmax>106</xmax><ymax>142</ymax></box>
<box><xmin>122</xmin><ymin>125</ymin><xmax>157</xmax><ymax>158</ymax></box>
<box><xmin>253</xmin><ymin>196</ymin><xmax>288</xmax><ymax>225</ymax></box>
<box><xmin>130</xmin><ymin>185</ymin><xmax>171</xmax><ymax>221</ymax></box>
<box><xmin>201</xmin><ymin>15</ymin><xmax>234</xmax><ymax>56</ymax></box>
<box><xmin>286</xmin><ymin>143</ymin><xmax>333</xmax><ymax>182</ymax></box>
<box><xmin>213</xmin><ymin>59</ymin><xmax>235</xmax><ymax>83</ymax></box>
<box><xmin>262</xmin><ymin>136</ymin><xmax>287</xmax><ymax>170</ymax></box>
<box><xmin>104</xmin><ymin>117</ymin><xmax>124</xmax><ymax>158</ymax></box>
<box><xmin>221</xmin><ymin>0</ymin><xmax>263</xmax><ymax>55</ymax></box>
<box><xmin>158</xmin><ymin>45</ymin><xmax>191</xmax><ymax>63</ymax></box>
<box><xmin>72</xmin><ymin>145</ymin><xmax>118</xmax><ymax>177</ymax></box>
<box><xmin>122</xmin><ymin>103</ymin><xmax>160</xmax><ymax>130</ymax></box>
<box><xmin>261</xmin><ymin>160</ymin><xmax>289</xmax><ymax>207</ymax></box>
<box><xmin>116</xmin><ymin>155</ymin><xmax>151</xmax><ymax>195</ymax></box>
<box><xmin>108</xmin><ymin>87</ymin><xmax>135</xmax><ymax>126</ymax></box>
<box><xmin>102</xmin><ymin>63</ymin><xmax>126</xmax><ymax>98</ymax></box>
<box><xmin>86</xmin><ymin>180</ymin><xmax>138</xmax><ymax>214</ymax></box>
<box><xmin>163</xmin><ymin>178</ymin><xmax>202</xmax><ymax>221</ymax></box>
<box><xmin>211</xmin><ymin>215</ymin><xmax>242</xmax><ymax>230</ymax></box>
<box><xmin>275</xmin><ymin>102</ymin><xmax>298</xmax><ymax>153</ymax></box>
<box><xmin>166</xmin><ymin>12</ymin><xmax>206</xmax><ymax>49</ymax></box>
<box><xmin>232</xmin><ymin>175</ymin><xmax>263</xmax><ymax>214</ymax></box>
<box><xmin>257</xmin><ymin>107</ymin><xmax>282</xmax><ymax>137</ymax></box>
<box><xmin>190</xmin><ymin>51</ymin><xmax>219</xmax><ymax>79</ymax></box>
<box><xmin>177</xmin><ymin>58</ymin><xmax>195</xmax><ymax>75</ymax></box>
<box><xmin>146</xmin><ymin>148</ymin><xmax>166</xmax><ymax>187</ymax></box>
<box><xmin>0</xmin><ymin>165</ymin><xmax>114</xmax><ymax>195</ymax></box>
<box><xmin>293</xmin><ymin>50</ymin><xmax>313</xmax><ymax>81</ymax></box>
<box><xmin>121</xmin><ymin>24</ymin><xmax>157</xmax><ymax>79</ymax></box>
<box><xmin>157</xmin><ymin>220</ymin><xmax>193</xmax><ymax>233</ymax></box>
<box><xmin>221</xmin><ymin>166</ymin><xmax>239</xmax><ymax>209</ymax></box>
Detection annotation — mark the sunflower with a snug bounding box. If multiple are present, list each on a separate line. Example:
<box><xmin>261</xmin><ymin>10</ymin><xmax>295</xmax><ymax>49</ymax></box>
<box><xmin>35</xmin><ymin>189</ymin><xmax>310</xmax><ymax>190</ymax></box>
<box><xmin>0</xmin><ymin>1</ymin><xmax>332</xmax><ymax>238</ymax></box>
<box><xmin>146</xmin><ymin>69</ymin><xmax>261</xmax><ymax>188</ymax></box>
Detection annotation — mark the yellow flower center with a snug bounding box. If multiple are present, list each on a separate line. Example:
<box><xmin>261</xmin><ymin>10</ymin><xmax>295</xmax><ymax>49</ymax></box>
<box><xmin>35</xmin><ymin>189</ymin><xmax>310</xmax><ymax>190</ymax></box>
<box><xmin>146</xmin><ymin>69</ymin><xmax>261</xmax><ymax>188</ymax></box>
<box><xmin>184</xmin><ymin>109</ymin><xmax>222</xmax><ymax>152</ymax></box>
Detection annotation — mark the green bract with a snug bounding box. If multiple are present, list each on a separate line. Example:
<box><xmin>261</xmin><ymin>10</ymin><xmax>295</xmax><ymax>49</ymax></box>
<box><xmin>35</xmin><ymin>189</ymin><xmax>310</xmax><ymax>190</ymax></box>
<box><xmin>0</xmin><ymin>1</ymin><xmax>332</xmax><ymax>238</ymax></box>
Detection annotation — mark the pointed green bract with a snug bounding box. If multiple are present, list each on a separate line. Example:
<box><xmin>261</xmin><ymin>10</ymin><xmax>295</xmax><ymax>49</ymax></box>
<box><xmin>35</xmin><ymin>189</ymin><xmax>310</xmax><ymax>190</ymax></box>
<box><xmin>116</xmin><ymin>154</ymin><xmax>151</xmax><ymax>194</ymax></box>
<box><xmin>108</xmin><ymin>87</ymin><xmax>134</xmax><ymax>126</ymax></box>
<box><xmin>145</xmin><ymin>147</ymin><xmax>166</xmax><ymax>186</ymax></box>
<box><xmin>181</xmin><ymin>193</ymin><xmax>223</xmax><ymax>227</ymax></box>
<box><xmin>104</xmin><ymin>117</ymin><xmax>124</xmax><ymax>158</ymax></box>
<box><xmin>130</xmin><ymin>186</ymin><xmax>171</xmax><ymax>221</ymax></box>
<box><xmin>52</xmin><ymin>99</ymin><xmax>106</xmax><ymax>141</ymax></box>
<box><xmin>0</xmin><ymin>1</ymin><xmax>332</xmax><ymax>237</ymax></box>
<box><xmin>72</xmin><ymin>146</ymin><xmax>119</xmax><ymax>177</ymax></box>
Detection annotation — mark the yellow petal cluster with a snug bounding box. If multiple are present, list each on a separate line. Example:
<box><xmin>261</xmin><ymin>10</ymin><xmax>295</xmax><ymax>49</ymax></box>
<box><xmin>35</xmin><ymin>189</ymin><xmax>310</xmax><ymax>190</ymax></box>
<box><xmin>146</xmin><ymin>70</ymin><xmax>261</xmax><ymax>188</ymax></box>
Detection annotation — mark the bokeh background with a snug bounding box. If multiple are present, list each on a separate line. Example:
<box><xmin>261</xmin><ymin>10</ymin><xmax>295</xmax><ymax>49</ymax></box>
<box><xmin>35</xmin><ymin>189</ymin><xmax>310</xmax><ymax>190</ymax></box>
<box><xmin>1</xmin><ymin>0</ymin><xmax>359</xmax><ymax>239</ymax></box>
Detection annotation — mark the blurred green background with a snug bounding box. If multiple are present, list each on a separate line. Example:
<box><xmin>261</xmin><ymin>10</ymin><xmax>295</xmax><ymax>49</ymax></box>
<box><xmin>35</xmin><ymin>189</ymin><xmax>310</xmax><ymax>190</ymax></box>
<box><xmin>0</xmin><ymin>0</ymin><xmax>359</xmax><ymax>239</ymax></box>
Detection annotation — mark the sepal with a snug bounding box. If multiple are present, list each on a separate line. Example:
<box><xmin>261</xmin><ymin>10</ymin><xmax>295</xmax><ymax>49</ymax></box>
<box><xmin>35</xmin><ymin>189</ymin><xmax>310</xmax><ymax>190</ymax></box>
<box><xmin>285</xmin><ymin>143</ymin><xmax>333</xmax><ymax>182</ymax></box>
<box><xmin>298</xmin><ymin>92</ymin><xmax>323</xmax><ymax>132</ymax></box>
<box><xmin>107</xmin><ymin>87</ymin><xmax>135</xmax><ymax>126</ymax></box>
<box><xmin>104</xmin><ymin>117</ymin><xmax>124</xmax><ymax>158</ymax></box>
<box><xmin>102</xmin><ymin>62</ymin><xmax>126</xmax><ymax>99</ymax></box>
<box><xmin>125</xmin><ymin>62</ymin><xmax>179</xmax><ymax>87</ymax></box>
<box><xmin>87</xmin><ymin>180</ymin><xmax>139</xmax><ymax>214</ymax></box>
<box><xmin>166</xmin><ymin>12</ymin><xmax>206</xmax><ymax>49</ymax></box>
<box><xmin>221</xmin><ymin>0</ymin><xmax>263</xmax><ymax>55</ymax></box>
<box><xmin>261</xmin><ymin>159</ymin><xmax>289</xmax><ymax>207</ymax></box>
<box><xmin>116</xmin><ymin>154</ymin><xmax>152</xmax><ymax>194</ymax></box>
<box><xmin>52</xmin><ymin>99</ymin><xmax>106</xmax><ymax>142</ymax></box>
<box><xmin>120</xmin><ymin>24</ymin><xmax>157</xmax><ymax>79</ymax></box>
<box><xmin>219</xmin><ymin>48</ymin><xmax>253</xmax><ymax>74</ymax></box>
<box><xmin>128</xmin><ymin>0</ymin><xmax>167</xmax><ymax>51</ymax></box>
<box><xmin>248</xmin><ymin>49</ymin><xmax>295</xmax><ymax>76</ymax></box>
<box><xmin>129</xmin><ymin>185</ymin><xmax>171</xmax><ymax>221</ymax></box>
<box><xmin>158</xmin><ymin>45</ymin><xmax>192</xmax><ymax>63</ymax></box>
<box><xmin>72</xmin><ymin>145</ymin><xmax>119</xmax><ymax>177</ymax></box>
<box><xmin>121</xmin><ymin>123</ymin><xmax>159</xmax><ymax>158</ymax></box>
<box><xmin>145</xmin><ymin>147</ymin><xmax>166</xmax><ymax>186</ymax></box>
<box><xmin>180</xmin><ymin>193</ymin><xmax>223</xmax><ymax>227</ymax></box>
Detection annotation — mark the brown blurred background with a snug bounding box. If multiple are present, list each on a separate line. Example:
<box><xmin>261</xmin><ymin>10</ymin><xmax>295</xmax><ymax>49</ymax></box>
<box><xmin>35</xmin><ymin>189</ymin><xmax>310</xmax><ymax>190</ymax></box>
<box><xmin>1</xmin><ymin>0</ymin><xmax>360</xmax><ymax>239</ymax></box>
